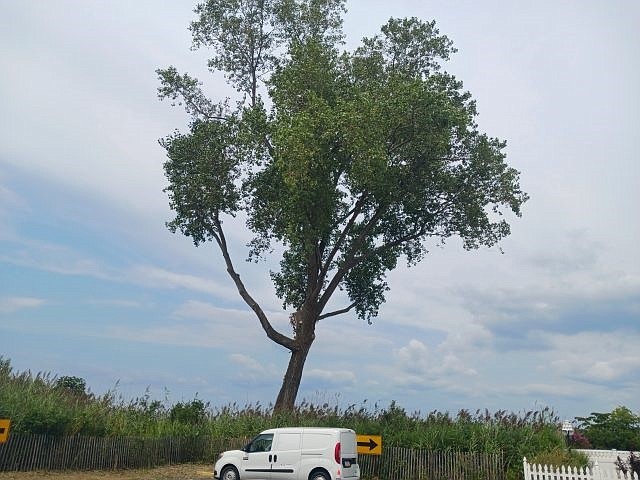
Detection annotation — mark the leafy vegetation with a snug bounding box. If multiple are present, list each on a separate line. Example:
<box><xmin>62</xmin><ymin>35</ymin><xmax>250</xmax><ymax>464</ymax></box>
<box><xmin>527</xmin><ymin>447</ymin><xmax>589</xmax><ymax>470</ymax></box>
<box><xmin>0</xmin><ymin>357</ymin><xmax>574</xmax><ymax>479</ymax></box>
<box><xmin>576</xmin><ymin>406</ymin><xmax>640</xmax><ymax>450</ymax></box>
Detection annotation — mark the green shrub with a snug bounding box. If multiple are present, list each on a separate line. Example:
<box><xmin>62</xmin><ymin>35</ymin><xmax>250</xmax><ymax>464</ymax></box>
<box><xmin>530</xmin><ymin>447</ymin><xmax>589</xmax><ymax>469</ymax></box>
<box><xmin>170</xmin><ymin>399</ymin><xmax>208</xmax><ymax>426</ymax></box>
<box><xmin>55</xmin><ymin>375</ymin><xmax>87</xmax><ymax>397</ymax></box>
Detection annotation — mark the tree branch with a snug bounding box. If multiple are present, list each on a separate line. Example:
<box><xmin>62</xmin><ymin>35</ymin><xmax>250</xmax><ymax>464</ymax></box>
<box><xmin>157</xmin><ymin>68</ymin><xmax>230</xmax><ymax>122</ymax></box>
<box><xmin>317</xmin><ymin>302</ymin><xmax>357</xmax><ymax>321</ymax></box>
<box><xmin>317</xmin><ymin>202</ymin><xmax>387</xmax><ymax>311</ymax></box>
<box><xmin>315</xmin><ymin>192</ymin><xmax>369</xmax><ymax>296</ymax></box>
<box><xmin>316</xmin><ymin>194</ymin><xmax>452</xmax><ymax>314</ymax></box>
<box><xmin>212</xmin><ymin>215</ymin><xmax>296</xmax><ymax>351</ymax></box>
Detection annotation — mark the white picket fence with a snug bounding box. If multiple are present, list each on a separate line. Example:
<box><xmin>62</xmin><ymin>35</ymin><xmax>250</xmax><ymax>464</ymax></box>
<box><xmin>523</xmin><ymin>457</ymin><xmax>639</xmax><ymax>480</ymax></box>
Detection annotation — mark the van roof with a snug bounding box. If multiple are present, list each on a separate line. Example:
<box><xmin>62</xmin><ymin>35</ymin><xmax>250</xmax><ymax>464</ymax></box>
<box><xmin>260</xmin><ymin>427</ymin><xmax>355</xmax><ymax>434</ymax></box>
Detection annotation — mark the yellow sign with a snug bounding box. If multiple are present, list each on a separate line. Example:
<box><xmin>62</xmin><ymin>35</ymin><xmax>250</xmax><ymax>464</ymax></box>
<box><xmin>356</xmin><ymin>434</ymin><xmax>382</xmax><ymax>455</ymax></box>
<box><xmin>0</xmin><ymin>419</ymin><xmax>10</xmax><ymax>443</ymax></box>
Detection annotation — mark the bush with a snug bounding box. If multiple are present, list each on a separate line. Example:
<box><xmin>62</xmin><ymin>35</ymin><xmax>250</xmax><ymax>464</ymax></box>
<box><xmin>55</xmin><ymin>376</ymin><xmax>87</xmax><ymax>396</ymax></box>
<box><xmin>170</xmin><ymin>399</ymin><xmax>208</xmax><ymax>426</ymax></box>
<box><xmin>529</xmin><ymin>447</ymin><xmax>589</xmax><ymax>469</ymax></box>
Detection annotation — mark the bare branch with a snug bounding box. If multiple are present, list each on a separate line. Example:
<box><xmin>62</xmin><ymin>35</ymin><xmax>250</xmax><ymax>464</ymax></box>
<box><xmin>212</xmin><ymin>215</ymin><xmax>296</xmax><ymax>351</ymax></box>
<box><xmin>317</xmin><ymin>302</ymin><xmax>357</xmax><ymax>321</ymax></box>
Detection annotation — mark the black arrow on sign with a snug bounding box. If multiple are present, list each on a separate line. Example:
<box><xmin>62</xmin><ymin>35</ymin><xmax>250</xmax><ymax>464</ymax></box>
<box><xmin>357</xmin><ymin>438</ymin><xmax>378</xmax><ymax>451</ymax></box>
<box><xmin>0</xmin><ymin>428</ymin><xmax>5</xmax><ymax>434</ymax></box>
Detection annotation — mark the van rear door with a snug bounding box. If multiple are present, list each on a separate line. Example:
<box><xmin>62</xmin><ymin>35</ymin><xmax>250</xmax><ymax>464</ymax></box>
<box><xmin>340</xmin><ymin>430</ymin><xmax>359</xmax><ymax>479</ymax></box>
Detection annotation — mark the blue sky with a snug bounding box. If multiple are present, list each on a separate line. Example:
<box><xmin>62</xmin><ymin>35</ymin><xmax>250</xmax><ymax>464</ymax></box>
<box><xmin>1</xmin><ymin>0</ymin><xmax>639</xmax><ymax>421</ymax></box>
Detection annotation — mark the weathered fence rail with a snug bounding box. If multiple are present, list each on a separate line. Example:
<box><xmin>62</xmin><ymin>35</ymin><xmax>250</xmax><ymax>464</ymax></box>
<box><xmin>0</xmin><ymin>433</ymin><xmax>246</xmax><ymax>472</ymax></box>
<box><xmin>0</xmin><ymin>433</ymin><xmax>505</xmax><ymax>480</ymax></box>
<box><xmin>361</xmin><ymin>447</ymin><xmax>505</xmax><ymax>480</ymax></box>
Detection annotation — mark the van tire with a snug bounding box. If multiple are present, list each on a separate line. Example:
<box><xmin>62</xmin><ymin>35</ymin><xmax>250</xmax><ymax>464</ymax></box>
<box><xmin>220</xmin><ymin>465</ymin><xmax>239</xmax><ymax>480</ymax></box>
<box><xmin>309</xmin><ymin>470</ymin><xmax>330</xmax><ymax>480</ymax></box>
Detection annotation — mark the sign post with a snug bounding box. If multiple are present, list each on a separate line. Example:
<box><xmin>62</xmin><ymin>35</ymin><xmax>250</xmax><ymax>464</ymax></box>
<box><xmin>0</xmin><ymin>419</ymin><xmax>10</xmax><ymax>444</ymax></box>
<box><xmin>356</xmin><ymin>434</ymin><xmax>382</xmax><ymax>455</ymax></box>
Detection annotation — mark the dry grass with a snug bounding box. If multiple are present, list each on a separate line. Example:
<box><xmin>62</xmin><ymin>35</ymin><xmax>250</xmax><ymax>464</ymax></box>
<box><xmin>0</xmin><ymin>464</ymin><xmax>212</xmax><ymax>480</ymax></box>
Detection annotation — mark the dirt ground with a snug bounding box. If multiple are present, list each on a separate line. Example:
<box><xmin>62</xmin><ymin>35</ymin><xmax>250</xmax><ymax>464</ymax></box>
<box><xmin>0</xmin><ymin>464</ymin><xmax>213</xmax><ymax>480</ymax></box>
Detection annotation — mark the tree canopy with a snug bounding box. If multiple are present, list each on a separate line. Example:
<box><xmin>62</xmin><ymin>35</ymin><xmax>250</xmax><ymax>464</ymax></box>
<box><xmin>157</xmin><ymin>0</ymin><xmax>528</xmax><ymax>410</ymax></box>
<box><xmin>577</xmin><ymin>407</ymin><xmax>640</xmax><ymax>451</ymax></box>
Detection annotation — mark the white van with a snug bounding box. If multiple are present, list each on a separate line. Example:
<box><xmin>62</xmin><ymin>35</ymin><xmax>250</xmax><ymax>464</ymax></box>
<box><xmin>214</xmin><ymin>427</ymin><xmax>360</xmax><ymax>480</ymax></box>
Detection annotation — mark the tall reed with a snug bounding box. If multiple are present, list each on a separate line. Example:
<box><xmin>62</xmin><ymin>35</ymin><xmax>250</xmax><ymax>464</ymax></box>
<box><xmin>0</xmin><ymin>356</ymin><xmax>568</xmax><ymax>478</ymax></box>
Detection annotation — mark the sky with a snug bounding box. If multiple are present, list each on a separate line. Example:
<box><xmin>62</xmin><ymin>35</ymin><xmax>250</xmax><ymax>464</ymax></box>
<box><xmin>1</xmin><ymin>1</ymin><xmax>639</xmax><ymax>422</ymax></box>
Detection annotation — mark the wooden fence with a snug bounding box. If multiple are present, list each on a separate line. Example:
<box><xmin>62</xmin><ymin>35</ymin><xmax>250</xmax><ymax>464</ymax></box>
<box><xmin>360</xmin><ymin>447</ymin><xmax>505</xmax><ymax>480</ymax></box>
<box><xmin>0</xmin><ymin>433</ymin><xmax>505</xmax><ymax>480</ymax></box>
<box><xmin>523</xmin><ymin>457</ymin><xmax>639</xmax><ymax>480</ymax></box>
<box><xmin>0</xmin><ymin>433</ymin><xmax>245</xmax><ymax>472</ymax></box>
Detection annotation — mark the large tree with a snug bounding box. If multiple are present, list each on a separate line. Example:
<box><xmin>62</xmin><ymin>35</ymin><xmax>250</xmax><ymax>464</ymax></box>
<box><xmin>157</xmin><ymin>0</ymin><xmax>528</xmax><ymax>411</ymax></box>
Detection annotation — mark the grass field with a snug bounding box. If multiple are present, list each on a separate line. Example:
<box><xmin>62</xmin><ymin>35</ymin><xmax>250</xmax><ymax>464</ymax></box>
<box><xmin>0</xmin><ymin>464</ymin><xmax>212</xmax><ymax>480</ymax></box>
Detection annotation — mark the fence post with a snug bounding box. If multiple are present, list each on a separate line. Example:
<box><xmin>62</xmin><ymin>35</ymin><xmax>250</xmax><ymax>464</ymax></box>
<box><xmin>523</xmin><ymin>457</ymin><xmax>530</xmax><ymax>480</ymax></box>
<box><xmin>593</xmin><ymin>460</ymin><xmax>601</xmax><ymax>480</ymax></box>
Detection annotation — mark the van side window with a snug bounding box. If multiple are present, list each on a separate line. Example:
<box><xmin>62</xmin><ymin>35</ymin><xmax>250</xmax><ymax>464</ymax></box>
<box><xmin>247</xmin><ymin>433</ymin><xmax>273</xmax><ymax>453</ymax></box>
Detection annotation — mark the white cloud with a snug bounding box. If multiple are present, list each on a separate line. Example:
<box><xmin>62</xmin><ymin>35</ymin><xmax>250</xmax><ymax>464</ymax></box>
<box><xmin>174</xmin><ymin>301</ymin><xmax>249</xmax><ymax>322</ymax></box>
<box><xmin>500</xmin><ymin>382</ymin><xmax>582</xmax><ymax>398</ymax></box>
<box><xmin>105</xmin><ymin>323</ymin><xmax>222</xmax><ymax>348</ymax></box>
<box><xmin>396</xmin><ymin>339</ymin><xmax>430</xmax><ymax>374</ymax></box>
<box><xmin>436</xmin><ymin>324</ymin><xmax>493</xmax><ymax>354</ymax></box>
<box><xmin>305</xmin><ymin>369</ymin><xmax>357</xmax><ymax>386</ymax></box>
<box><xmin>0</xmin><ymin>178</ymin><xmax>26</xmax><ymax>226</ymax></box>
<box><xmin>0</xmin><ymin>232</ymin><xmax>242</xmax><ymax>301</ymax></box>
<box><xmin>173</xmin><ymin>300</ymin><xmax>289</xmax><ymax>327</ymax></box>
<box><xmin>436</xmin><ymin>353</ymin><xmax>478</xmax><ymax>377</ymax></box>
<box><xmin>98</xmin><ymin>300</ymin><xmax>287</xmax><ymax>351</ymax></box>
<box><xmin>229</xmin><ymin>353</ymin><xmax>280</xmax><ymax>385</ymax></box>
<box><xmin>230</xmin><ymin>353</ymin><xmax>266</xmax><ymax>373</ymax></box>
<box><xmin>0</xmin><ymin>296</ymin><xmax>45</xmax><ymax>314</ymax></box>
<box><xmin>0</xmin><ymin>237</ymin><xmax>113</xmax><ymax>280</ymax></box>
<box><xmin>129</xmin><ymin>266</ymin><xmax>237</xmax><ymax>298</ymax></box>
<box><xmin>86</xmin><ymin>299</ymin><xmax>145</xmax><ymax>308</ymax></box>
<box><xmin>391</xmin><ymin>339</ymin><xmax>478</xmax><ymax>390</ymax></box>
<box><xmin>540</xmin><ymin>331</ymin><xmax>640</xmax><ymax>384</ymax></box>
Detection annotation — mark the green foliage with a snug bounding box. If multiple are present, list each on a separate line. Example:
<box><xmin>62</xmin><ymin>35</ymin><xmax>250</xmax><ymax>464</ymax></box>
<box><xmin>576</xmin><ymin>406</ymin><xmax>640</xmax><ymax>450</ymax></box>
<box><xmin>529</xmin><ymin>448</ymin><xmax>589</xmax><ymax>470</ymax></box>
<box><xmin>157</xmin><ymin>0</ymin><xmax>529</xmax><ymax>411</ymax></box>
<box><xmin>170</xmin><ymin>399</ymin><xmax>209</xmax><ymax>426</ymax></box>
<box><xmin>55</xmin><ymin>375</ymin><xmax>87</xmax><ymax>396</ymax></box>
<box><xmin>2</xmin><ymin>357</ymin><xmax>576</xmax><ymax>480</ymax></box>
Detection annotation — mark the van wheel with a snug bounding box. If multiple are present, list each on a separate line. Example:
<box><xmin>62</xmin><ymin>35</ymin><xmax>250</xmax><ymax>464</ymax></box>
<box><xmin>221</xmin><ymin>465</ymin><xmax>239</xmax><ymax>480</ymax></box>
<box><xmin>310</xmin><ymin>471</ymin><xmax>329</xmax><ymax>480</ymax></box>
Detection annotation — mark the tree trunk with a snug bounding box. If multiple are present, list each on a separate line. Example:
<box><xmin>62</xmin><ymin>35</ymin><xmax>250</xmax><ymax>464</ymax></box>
<box><xmin>273</xmin><ymin>340</ymin><xmax>312</xmax><ymax>411</ymax></box>
<box><xmin>273</xmin><ymin>307</ymin><xmax>317</xmax><ymax>412</ymax></box>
